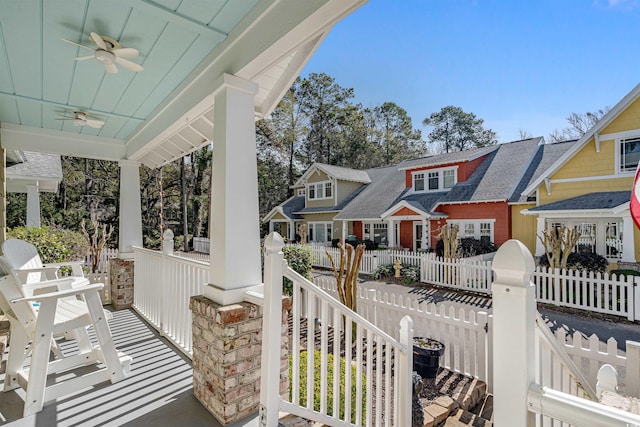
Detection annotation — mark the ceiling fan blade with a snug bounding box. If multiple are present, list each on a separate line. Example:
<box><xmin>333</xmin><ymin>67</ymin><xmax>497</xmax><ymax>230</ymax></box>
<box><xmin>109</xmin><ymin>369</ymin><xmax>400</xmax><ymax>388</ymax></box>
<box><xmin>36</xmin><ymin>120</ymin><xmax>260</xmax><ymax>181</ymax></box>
<box><xmin>61</xmin><ymin>38</ymin><xmax>94</xmax><ymax>51</ymax></box>
<box><xmin>90</xmin><ymin>32</ymin><xmax>107</xmax><ymax>50</ymax></box>
<box><xmin>74</xmin><ymin>55</ymin><xmax>95</xmax><ymax>61</ymax></box>
<box><xmin>55</xmin><ymin>117</ymin><xmax>74</xmax><ymax>120</ymax></box>
<box><xmin>115</xmin><ymin>56</ymin><xmax>143</xmax><ymax>72</ymax></box>
<box><xmin>104</xmin><ymin>63</ymin><xmax>118</xmax><ymax>74</ymax></box>
<box><xmin>86</xmin><ymin>119</ymin><xmax>105</xmax><ymax>129</ymax></box>
<box><xmin>112</xmin><ymin>48</ymin><xmax>139</xmax><ymax>59</ymax></box>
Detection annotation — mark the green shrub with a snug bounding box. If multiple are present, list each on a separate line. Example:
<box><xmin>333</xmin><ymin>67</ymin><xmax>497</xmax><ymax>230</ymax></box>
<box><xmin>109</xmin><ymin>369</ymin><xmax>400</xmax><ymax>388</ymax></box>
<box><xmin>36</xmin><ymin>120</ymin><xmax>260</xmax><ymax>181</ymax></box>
<box><xmin>372</xmin><ymin>263</ymin><xmax>394</xmax><ymax>280</ymax></box>
<box><xmin>435</xmin><ymin>238</ymin><xmax>497</xmax><ymax>258</ymax></box>
<box><xmin>372</xmin><ymin>263</ymin><xmax>420</xmax><ymax>283</ymax></box>
<box><xmin>538</xmin><ymin>251</ymin><xmax>608</xmax><ymax>274</ymax></box>
<box><xmin>290</xmin><ymin>350</ymin><xmax>366</xmax><ymax>424</ymax></box>
<box><xmin>282</xmin><ymin>245</ymin><xmax>313</xmax><ymax>295</ymax></box>
<box><xmin>610</xmin><ymin>269</ymin><xmax>640</xmax><ymax>278</ymax></box>
<box><xmin>8</xmin><ymin>226</ymin><xmax>89</xmax><ymax>263</ymax></box>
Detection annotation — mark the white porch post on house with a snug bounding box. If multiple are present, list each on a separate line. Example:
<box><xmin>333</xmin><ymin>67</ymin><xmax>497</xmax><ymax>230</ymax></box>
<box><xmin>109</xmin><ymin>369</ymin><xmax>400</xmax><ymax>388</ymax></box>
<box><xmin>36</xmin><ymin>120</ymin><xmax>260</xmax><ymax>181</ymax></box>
<box><xmin>535</xmin><ymin>216</ymin><xmax>546</xmax><ymax>256</ymax></box>
<box><xmin>342</xmin><ymin>220</ymin><xmax>347</xmax><ymax>243</ymax></box>
<box><xmin>387</xmin><ymin>219</ymin><xmax>394</xmax><ymax>247</ymax></box>
<box><xmin>622</xmin><ymin>214</ymin><xmax>635</xmax><ymax>262</ymax></box>
<box><xmin>492</xmin><ymin>240</ymin><xmax>536</xmax><ymax>426</ymax></box>
<box><xmin>118</xmin><ymin>159</ymin><xmax>143</xmax><ymax>256</ymax></box>
<box><xmin>25</xmin><ymin>183</ymin><xmax>40</xmax><ymax>227</ymax></box>
<box><xmin>421</xmin><ymin>217</ymin><xmax>428</xmax><ymax>249</ymax></box>
<box><xmin>204</xmin><ymin>74</ymin><xmax>262</xmax><ymax>305</ymax></box>
<box><xmin>289</xmin><ymin>221</ymin><xmax>295</xmax><ymax>241</ymax></box>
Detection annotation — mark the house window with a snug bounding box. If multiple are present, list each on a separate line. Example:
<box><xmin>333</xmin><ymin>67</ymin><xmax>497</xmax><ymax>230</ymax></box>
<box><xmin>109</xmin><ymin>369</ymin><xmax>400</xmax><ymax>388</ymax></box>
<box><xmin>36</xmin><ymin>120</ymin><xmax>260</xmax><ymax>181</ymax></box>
<box><xmin>620</xmin><ymin>137</ymin><xmax>640</xmax><ymax>173</ymax></box>
<box><xmin>307</xmin><ymin>181</ymin><xmax>332</xmax><ymax>200</ymax></box>
<box><xmin>414</xmin><ymin>173</ymin><xmax>425</xmax><ymax>191</ymax></box>
<box><xmin>308</xmin><ymin>222</ymin><xmax>332</xmax><ymax>243</ymax></box>
<box><xmin>364</xmin><ymin>223</ymin><xmax>388</xmax><ymax>245</ymax></box>
<box><xmin>443</xmin><ymin>170</ymin><xmax>455</xmax><ymax>189</ymax></box>
<box><xmin>480</xmin><ymin>222</ymin><xmax>491</xmax><ymax>243</ymax></box>
<box><xmin>449</xmin><ymin>220</ymin><xmax>495</xmax><ymax>242</ymax></box>
<box><xmin>325</xmin><ymin>182</ymin><xmax>332</xmax><ymax>198</ymax></box>
<box><xmin>297</xmin><ymin>188</ymin><xmax>305</xmax><ymax>197</ymax></box>
<box><xmin>413</xmin><ymin>167</ymin><xmax>457</xmax><ymax>192</ymax></box>
<box><xmin>428</xmin><ymin>172</ymin><xmax>439</xmax><ymax>190</ymax></box>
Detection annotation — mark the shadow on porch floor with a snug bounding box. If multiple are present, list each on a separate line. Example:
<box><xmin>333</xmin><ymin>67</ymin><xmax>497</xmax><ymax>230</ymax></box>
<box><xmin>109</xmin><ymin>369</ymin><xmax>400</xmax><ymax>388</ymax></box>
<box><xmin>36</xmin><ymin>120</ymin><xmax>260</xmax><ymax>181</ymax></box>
<box><xmin>0</xmin><ymin>308</ymin><xmax>257</xmax><ymax>427</ymax></box>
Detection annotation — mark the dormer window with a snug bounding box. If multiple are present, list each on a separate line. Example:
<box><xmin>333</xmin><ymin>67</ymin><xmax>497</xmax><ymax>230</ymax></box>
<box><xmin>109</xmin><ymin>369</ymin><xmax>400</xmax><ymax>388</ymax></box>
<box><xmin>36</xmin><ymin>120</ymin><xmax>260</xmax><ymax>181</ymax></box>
<box><xmin>297</xmin><ymin>188</ymin><xmax>306</xmax><ymax>197</ymax></box>
<box><xmin>307</xmin><ymin>181</ymin><xmax>333</xmax><ymax>200</ymax></box>
<box><xmin>413</xmin><ymin>167</ymin><xmax>457</xmax><ymax>192</ymax></box>
<box><xmin>619</xmin><ymin>136</ymin><xmax>640</xmax><ymax>173</ymax></box>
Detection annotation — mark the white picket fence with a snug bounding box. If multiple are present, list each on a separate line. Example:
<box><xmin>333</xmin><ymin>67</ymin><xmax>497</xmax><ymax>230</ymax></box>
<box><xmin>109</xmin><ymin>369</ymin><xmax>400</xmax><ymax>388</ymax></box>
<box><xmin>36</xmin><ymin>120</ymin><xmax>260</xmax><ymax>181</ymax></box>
<box><xmin>420</xmin><ymin>254</ymin><xmax>493</xmax><ymax>294</ymax></box>
<box><xmin>192</xmin><ymin>237</ymin><xmax>210</xmax><ymax>253</ymax></box>
<box><xmin>313</xmin><ymin>276</ymin><xmax>640</xmax><ymax>400</ymax></box>
<box><xmin>533</xmin><ymin>267</ymin><xmax>640</xmax><ymax>321</ymax></box>
<box><xmin>132</xmin><ymin>246</ymin><xmax>208</xmax><ymax>357</ymax></box>
<box><xmin>314</xmin><ymin>277</ymin><xmax>492</xmax><ymax>387</ymax></box>
<box><xmin>84</xmin><ymin>247</ymin><xmax>118</xmax><ymax>273</ymax></box>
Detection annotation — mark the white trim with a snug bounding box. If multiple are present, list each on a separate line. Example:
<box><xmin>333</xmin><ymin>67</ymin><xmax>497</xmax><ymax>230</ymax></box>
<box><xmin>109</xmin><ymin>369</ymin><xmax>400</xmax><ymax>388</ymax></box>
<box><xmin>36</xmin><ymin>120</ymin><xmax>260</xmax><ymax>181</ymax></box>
<box><xmin>521</xmin><ymin>208</ymin><xmax>627</xmax><ymax>218</ymax></box>
<box><xmin>434</xmin><ymin>198</ymin><xmax>505</xmax><ymax>208</ymax></box>
<box><xmin>545</xmin><ymin>174</ymin><xmax>631</xmax><ymax>184</ymax></box>
<box><xmin>599</xmin><ymin>128</ymin><xmax>640</xmax><ymax>142</ymax></box>
<box><xmin>448</xmin><ymin>219</ymin><xmax>496</xmax><ymax>242</ymax></box>
<box><xmin>306</xmin><ymin>180</ymin><xmax>333</xmax><ymax>201</ymax></box>
<box><xmin>411</xmin><ymin>166</ymin><xmax>457</xmax><ymax>193</ymax></box>
<box><xmin>615</xmin><ymin>134</ymin><xmax>640</xmax><ymax>176</ymax></box>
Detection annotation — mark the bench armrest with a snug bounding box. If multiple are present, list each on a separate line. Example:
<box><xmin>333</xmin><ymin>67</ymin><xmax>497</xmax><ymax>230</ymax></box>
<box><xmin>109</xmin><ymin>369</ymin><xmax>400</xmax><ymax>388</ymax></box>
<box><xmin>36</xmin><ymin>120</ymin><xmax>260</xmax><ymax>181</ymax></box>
<box><xmin>12</xmin><ymin>282</ymin><xmax>104</xmax><ymax>303</ymax></box>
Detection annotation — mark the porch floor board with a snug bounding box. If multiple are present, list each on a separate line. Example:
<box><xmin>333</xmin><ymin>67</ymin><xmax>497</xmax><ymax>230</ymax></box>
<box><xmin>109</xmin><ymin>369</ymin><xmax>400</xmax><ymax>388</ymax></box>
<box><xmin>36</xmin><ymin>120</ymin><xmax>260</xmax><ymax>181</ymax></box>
<box><xmin>0</xmin><ymin>308</ymin><xmax>257</xmax><ymax>427</ymax></box>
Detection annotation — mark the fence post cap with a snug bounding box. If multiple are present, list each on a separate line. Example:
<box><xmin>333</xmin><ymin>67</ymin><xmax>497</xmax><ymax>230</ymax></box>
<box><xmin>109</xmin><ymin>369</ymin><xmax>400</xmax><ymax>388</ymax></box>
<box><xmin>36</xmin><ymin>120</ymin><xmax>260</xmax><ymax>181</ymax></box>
<box><xmin>264</xmin><ymin>231</ymin><xmax>285</xmax><ymax>252</ymax></box>
<box><xmin>492</xmin><ymin>239</ymin><xmax>535</xmax><ymax>288</ymax></box>
<box><xmin>163</xmin><ymin>228</ymin><xmax>174</xmax><ymax>239</ymax></box>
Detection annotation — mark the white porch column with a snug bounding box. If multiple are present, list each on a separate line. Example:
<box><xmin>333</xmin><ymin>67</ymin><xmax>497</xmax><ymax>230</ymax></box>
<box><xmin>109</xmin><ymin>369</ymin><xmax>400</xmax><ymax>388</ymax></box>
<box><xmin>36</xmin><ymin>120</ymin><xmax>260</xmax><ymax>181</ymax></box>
<box><xmin>535</xmin><ymin>216</ymin><xmax>546</xmax><ymax>256</ymax></box>
<box><xmin>387</xmin><ymin>219</ymin><xmax>394</xmax><ymax>247</ymax></box>
<box><xmin>492</xmin><ymin>240</ymin><xmax>536</xmax><ymax>426</ymax></box>
<box><xmin>342</xmin><ymin>220</ymin><xmax>347</xmax><ymax>243</ymax></box>
<box><xmin>622</xmin><ymin>214</ymin><xmax>635</xmax><ymax>262</ymax></box>
<box><xmin>204</xmin><ymin>74</ymin><xmax>262</xmax><ymax>305</ymax></box>
<box><xmin>268</xmin><ymin>221</ymin><xmax>274</xmax><ymax>233</ymax></box>
<box><xmin>118</xmin><ymin>159</ymin><xmax>143</xmax><ymax>257</ymax></box>
<box><xmin>421</xmin><ymin>217</ymin><xmax>428</xmax><ymax>249</ymax></box>
<box><xmin>289</xmin><ymin>221</ymin><xmax>295</xmax><ymax>241</ymax></box>
<box><xmin>25</xmin><ymin>183</ymin><xmax>41</xmax><ymax>227</ymax></box>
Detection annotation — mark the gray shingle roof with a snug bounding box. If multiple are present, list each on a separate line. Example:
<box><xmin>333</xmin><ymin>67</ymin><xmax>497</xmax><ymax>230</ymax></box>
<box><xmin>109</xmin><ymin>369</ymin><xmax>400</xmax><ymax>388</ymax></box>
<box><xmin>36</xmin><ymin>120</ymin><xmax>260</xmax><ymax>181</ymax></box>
<box><xmin>438</xmin><ymin>138</ymin><xmax>542</xmax><ymax>204</ymax></box>
<box><xmin>528</xmin><ymin>191</ymin><xmax>630</xmax><ymax>211</ymax></box>
<box><xmin>6</xmin><ymin>151</ymin><xmax>62</xmax><ymax>180</ymax></box>
<box><xmin>399</xmin><ymin>192</ymin><xmax>449</xmax><ymax>214</ymax></box>
<box><xmin>397</xmin><ymin>146</ymin><xmax>498</xmax><ymax>170</ymax></box>
<box><xmin>314</xmin><ymin>163</ymin><xmax>371</xmax><ymax>184</ymax></box>
<box><xmin>510</xmin><ymin>139</ymin><xmax>578</xmax><ymax>203</ymax></box>
<box><xmin>281</xmin><ymin>196</ymin><xmax>305</xmax><ymax>219</ymax></box>
<box><xmin>334</xmin><ymin>165</ymin><xmax>406</xmax><ymax>220</ymax></box>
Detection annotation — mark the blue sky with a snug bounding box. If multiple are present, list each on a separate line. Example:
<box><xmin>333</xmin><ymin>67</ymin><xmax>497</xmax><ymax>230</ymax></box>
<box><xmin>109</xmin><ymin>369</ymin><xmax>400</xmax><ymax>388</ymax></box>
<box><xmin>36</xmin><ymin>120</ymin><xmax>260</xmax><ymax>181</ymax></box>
<box><xmin>301</xmin><ymin>0</ymin><xmax>640</xmax><ymax>143</ymax></box>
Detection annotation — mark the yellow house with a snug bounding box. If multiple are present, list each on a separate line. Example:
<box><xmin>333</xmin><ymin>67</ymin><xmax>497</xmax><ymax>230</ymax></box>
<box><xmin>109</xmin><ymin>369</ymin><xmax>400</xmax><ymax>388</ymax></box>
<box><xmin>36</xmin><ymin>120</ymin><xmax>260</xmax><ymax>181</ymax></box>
<box><xmin>517</xmin><ymin>83</ymin><xmax>640</xmax><ymax>265</ymax></box>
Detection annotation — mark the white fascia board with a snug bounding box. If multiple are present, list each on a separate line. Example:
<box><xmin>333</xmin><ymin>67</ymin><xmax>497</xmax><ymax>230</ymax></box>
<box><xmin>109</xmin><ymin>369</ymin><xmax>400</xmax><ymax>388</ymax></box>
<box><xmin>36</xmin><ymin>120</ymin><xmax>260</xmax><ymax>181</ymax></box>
<box><xmin>522</xmin><ymin>83</ymin><xmax>640</xmax><ymax>196</ymax></box>
<box><xmin>126</xmin><ymin>0</ymin><xmax>366</xmax><ymax>162</ymax></box>
<box><xmin>294</xmin><ymin>164</ymin><xmax>322</xmax><ymax>187</ymax></box>
<box><xmin>1</xmin><ymin>123</ymin><xmax>125</xmax><ymax>161</ymax></box>
<box><xmin>526</xmin><ymin>209</ymin><xmax>624</xmax><ymax>218</ymax></box>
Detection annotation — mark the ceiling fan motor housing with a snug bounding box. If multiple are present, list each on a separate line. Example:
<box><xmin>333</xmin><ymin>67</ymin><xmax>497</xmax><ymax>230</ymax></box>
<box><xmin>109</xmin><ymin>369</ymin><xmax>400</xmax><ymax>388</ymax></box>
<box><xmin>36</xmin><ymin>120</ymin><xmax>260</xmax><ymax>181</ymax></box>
<box><xmin>95</xmin><ymin>49</ymin><xmax>116</xmax><ymax>65</ymax></box>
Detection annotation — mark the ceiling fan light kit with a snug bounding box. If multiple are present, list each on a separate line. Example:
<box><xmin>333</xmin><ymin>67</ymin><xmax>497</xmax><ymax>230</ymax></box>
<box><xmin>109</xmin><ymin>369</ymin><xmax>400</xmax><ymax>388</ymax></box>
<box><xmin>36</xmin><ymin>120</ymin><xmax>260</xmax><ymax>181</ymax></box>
<box><xmin>61</xmin><ymin>32</ymin><xmax>143</xmax><ymax>74</ymax></box>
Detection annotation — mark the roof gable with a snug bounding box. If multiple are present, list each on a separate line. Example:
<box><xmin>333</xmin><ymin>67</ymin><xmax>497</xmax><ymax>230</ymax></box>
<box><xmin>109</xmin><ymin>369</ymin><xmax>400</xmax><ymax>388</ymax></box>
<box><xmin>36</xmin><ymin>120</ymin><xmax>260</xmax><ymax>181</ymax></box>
<box><xmin>522</xmin><ymin>82</ymin><xmax>640</xmax><ymax>196</ymax></box>
<box><xmin>293</xmin><ymin>163</ymin><xmax>371</xmax><ymax>187</ymax></box>
<box><xmin>397</xmin><ymin>145</ymin><xmax>498</xmax><ymax>171</ymax></box>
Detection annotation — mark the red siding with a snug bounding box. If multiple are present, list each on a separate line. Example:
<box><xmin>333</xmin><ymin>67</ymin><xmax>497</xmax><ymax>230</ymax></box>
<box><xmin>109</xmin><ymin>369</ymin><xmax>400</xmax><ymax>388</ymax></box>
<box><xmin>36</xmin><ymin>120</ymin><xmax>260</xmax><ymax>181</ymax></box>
<box><xmin>429</xmin><ymin>218</ymin><xmax>447</xmax><ymax>248</ymax></box>
<box><xmin>435</xmin><ymin>201</ymin><xmax>511</xmax><ymax>246</ymax></box>
<box><xmin>403</xmin><ymin>153</ymin><xmax>491</xmax><ymax>186</ymax></box>
<box><xmin>392</xmin><ymin>207</ymin><xmax>421</xmax><ymax>216</ymax></box>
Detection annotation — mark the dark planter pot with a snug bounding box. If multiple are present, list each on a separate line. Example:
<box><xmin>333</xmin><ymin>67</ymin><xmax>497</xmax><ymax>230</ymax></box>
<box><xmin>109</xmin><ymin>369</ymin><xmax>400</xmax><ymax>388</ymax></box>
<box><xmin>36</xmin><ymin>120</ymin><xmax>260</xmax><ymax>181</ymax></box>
<box><xmin>412</xmin><ymin>337</ymin><xmax>445</xmax><ymax>379</ymax></box>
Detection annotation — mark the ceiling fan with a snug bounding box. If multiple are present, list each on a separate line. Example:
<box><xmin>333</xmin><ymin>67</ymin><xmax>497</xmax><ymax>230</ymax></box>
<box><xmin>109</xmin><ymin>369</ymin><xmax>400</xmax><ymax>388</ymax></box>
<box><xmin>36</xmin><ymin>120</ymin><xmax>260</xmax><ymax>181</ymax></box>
<box><xmin>61</xmin><ymin>32</ymin><xmax>143</xmax><ymax>74</ymax></box>
<box><xmin>56</xmin><ymin>110</ymin><xmax>105</xmax><ymax>129</ymax></box>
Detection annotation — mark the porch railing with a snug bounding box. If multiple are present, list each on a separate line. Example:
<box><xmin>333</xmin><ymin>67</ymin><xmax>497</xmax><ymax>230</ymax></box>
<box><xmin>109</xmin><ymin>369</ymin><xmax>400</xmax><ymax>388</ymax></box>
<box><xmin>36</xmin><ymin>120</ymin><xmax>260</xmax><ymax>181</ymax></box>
<box><xmin>132</xmin><ymin>245</ymin><xmax>208</xmax><ymax>357</ymax></box>
<box><xmin>260</xmin><ymin>233</ymin><xmax>413</xmax><ymax>427</ymax></box>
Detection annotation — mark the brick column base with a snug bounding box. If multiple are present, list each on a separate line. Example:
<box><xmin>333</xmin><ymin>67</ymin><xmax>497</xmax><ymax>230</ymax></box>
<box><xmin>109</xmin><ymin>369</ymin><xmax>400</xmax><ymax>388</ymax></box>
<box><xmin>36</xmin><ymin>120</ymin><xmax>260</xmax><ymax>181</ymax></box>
<box><xmin>190</xmin><ymin>295</ymin><xmax>291</xmax><ymax>425</ymax></box>
<box><xmin>109</xmin><ymin>258</ymin><xmax>134</xmax><ymax>310</ymax></box>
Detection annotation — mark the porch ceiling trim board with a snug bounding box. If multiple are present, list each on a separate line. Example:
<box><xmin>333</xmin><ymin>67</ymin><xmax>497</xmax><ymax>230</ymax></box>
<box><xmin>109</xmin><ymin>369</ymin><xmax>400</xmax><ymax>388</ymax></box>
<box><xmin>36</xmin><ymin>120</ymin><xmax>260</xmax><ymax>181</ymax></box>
<box><xmin>0</xmin><ymin>123</ymin><xmax>126</xmax><ymax>161</ymax></box>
